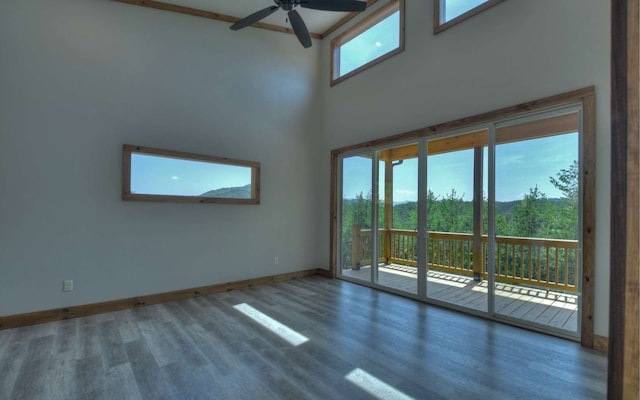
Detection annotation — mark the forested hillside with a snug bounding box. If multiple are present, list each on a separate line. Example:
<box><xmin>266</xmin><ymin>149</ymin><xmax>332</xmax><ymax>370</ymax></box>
<box><xmin>342</xmin><ymin>160</ymin><xmax>578</xmax><ymax>241</ymax></box>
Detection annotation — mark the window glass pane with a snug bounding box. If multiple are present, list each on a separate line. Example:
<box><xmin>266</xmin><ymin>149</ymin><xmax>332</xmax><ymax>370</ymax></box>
<box><xmin>495</xmin><ymin>133</ymin><xmax>579</xmax><ymax>239</ymax></box>
<box><xmin>339</xmin><ymin>10</ymin><xmax>400</xmax><ymax>76</ymax></box>
<box><xmin>427</xmin><ymin>149</ymin><xmax>475</xmax><ymax>233</ymax></box>
<box><xmin>443</xmin><ymin>0</ymin><xmax>490</xmax><ymax>22</ymax></box>
<box><xmin>340</xmin><ymin>154</ymin><xmax>373</xmax><ymax>282</ymax></box>
<box><xmin>130</xmin><ymin>153</ymin><xmax>252</xmax><ymax>198</ymax></box>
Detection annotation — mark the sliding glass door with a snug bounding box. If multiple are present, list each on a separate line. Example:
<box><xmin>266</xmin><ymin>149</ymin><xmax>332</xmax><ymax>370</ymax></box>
<box><xmin>339</xmin><ymin>143</ymin><xmax>419</xmax><ymax>295</ymax></box>
<box><xmin>492</xmin><ymin>109</ymin><xmax>581</xmax><ymax>336</ymax></box>
<box><xmin>377</xmin><ymin>143</ymin><xmax>419</xmax><ymax>295</ymax></box>
<box><xmin>425</xmin><ymin>130</ymin><xmax>488</xmax><ymax>313</ymax></box>
<box><xmin>336</xmin><ymin>103</ymin><xmax>585</xmax><ymax>339</ymax></box>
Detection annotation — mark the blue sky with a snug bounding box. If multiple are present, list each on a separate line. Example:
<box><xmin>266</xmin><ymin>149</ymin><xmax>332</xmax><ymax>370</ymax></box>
<box><xmin>130</xmin><ymin>154</ymin><xmax>251</xmax><ymax>196</ymax></box>
<box><xmin>342</xmin><ymin>133</ymin><xmax>578</xmax><ymax>202</ymax></box>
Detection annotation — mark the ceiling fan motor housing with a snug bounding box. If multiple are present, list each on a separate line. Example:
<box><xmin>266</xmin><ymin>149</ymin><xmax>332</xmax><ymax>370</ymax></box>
<box><xmin>276</xmin><ymin>0</ymin><xmax>298</xmax><ymax>11</ymax></box>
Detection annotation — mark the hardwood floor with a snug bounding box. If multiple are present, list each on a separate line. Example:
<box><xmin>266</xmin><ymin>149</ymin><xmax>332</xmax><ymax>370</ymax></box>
<box><xmin>0</xmin><ymin>276</ymin><xmax>606</xmax><ymax>399</ymax></box>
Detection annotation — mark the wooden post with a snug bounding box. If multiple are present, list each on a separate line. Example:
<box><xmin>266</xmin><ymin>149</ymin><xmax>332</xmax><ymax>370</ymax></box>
<box><xmin>384</xmin><ymin>160</ymin><xmax>393</xmax><ymax>264</ymax></box>
<box><xmin>609</xmin><ymin>0</ymin><xmax>640</xmax><ymax>397</ymax></box>
<box><xmin>473</xmin><ymin>147</ymin><xmax>484</xmax><ymax>281</ymax></box>
<box><xmin>352</xmin><ymin>223</ymin><xmax>361</xmax><ymax>270</ymax></box>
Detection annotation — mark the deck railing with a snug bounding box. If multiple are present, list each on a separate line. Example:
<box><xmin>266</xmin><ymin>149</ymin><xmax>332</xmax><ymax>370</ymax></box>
<box><xmin>351</xmin><ymin>227</ymin><xmax>385</xmax><ymax>268</ymax></box>
<box><xmin>352</xmin><ymin>228</ymin><xmax>579</xmax><ymax>292</ymax></box>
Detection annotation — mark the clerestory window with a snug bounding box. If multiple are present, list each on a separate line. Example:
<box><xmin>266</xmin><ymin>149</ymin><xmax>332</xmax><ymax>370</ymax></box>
<box><xmin>434</xmin><ymin>0</ymin><xmax>505</xmax><ymax>34</ymax></box>
<box><xmin>330</xmin><ymin>0</ymin><xmax>405</xmax><ymax>86</ymax></box>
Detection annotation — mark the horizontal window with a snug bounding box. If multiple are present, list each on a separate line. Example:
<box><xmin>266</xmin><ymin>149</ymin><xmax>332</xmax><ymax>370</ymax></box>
<box><xmin>331</xmin><ymin>0</ymin><xmax>405</xmax><ymax>86</ymax></box>
<box><xmin>122</xmin><ymin>145</ymin><xmax>260</xmax><ymax>204</ymax></box>
<box><xmin>434</xmin><ymin>0</ymin><xmax>504</xmax><ymax>34</ymax></box>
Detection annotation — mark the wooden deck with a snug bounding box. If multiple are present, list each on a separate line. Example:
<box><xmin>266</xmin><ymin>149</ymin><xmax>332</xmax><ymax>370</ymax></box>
<box><xmin>341</xmin><ymin>264</ymin><xmax>578</xmax><ymax>333</ymax></box>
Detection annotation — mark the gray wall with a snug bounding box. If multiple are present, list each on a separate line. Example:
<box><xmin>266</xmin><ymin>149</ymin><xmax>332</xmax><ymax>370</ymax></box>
<box><xmin>316</xmin><ymin>0</ymin><xmax>611</xmax><ymax>336</ymax></box>
<box><xmin>0</xmin><ymin>0</ymin><xmax>323</xmax><ymax>315</ymax></box>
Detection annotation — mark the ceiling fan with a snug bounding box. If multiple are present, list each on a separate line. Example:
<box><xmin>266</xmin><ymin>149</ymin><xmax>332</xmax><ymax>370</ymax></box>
<box><xmin>230</xmin><ymin>0</ymin><xmax>367</xmax><ymax>48</ymax></box>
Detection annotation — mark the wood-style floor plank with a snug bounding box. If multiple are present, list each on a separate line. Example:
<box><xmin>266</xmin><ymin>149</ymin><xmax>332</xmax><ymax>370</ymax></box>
<box><xmin>103</xmin><ymin>362</ymin><xmax>143</xmax><ymax>400</ymax></box>
<box><xmin>0</xmin><ymin>331</ymin><xmax>29</xmax><ymax>397</ymax></box>
<box><xmin>0</xmin><ymin>276</ymin><xmax>606</xmax><ymax>399</ymax></box>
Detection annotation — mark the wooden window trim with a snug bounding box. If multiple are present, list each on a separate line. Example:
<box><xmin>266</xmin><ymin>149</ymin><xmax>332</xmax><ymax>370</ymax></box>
<box><xmin>329</xmin><ymin>86</ymin><xmax>596</xmax><ymax>348</ymax></box>
<box><xmin>122</xmin><ymin>144</ymin><xmax>261</xmax><ymax>204</ymax></box>
<box><xmin>433</xmin><ymin>0</ymin><xmax>505</xmax><ymax>35</ymax></box>
<box><xmin>330</xmin><ymin>0</ymin><xmax>405</xmax><ymax>86</ymax></box>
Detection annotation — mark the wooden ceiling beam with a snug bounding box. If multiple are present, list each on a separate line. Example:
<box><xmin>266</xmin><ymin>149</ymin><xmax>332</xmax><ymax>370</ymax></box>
<box><xmin>495</xmin><ymin>113</ymin><xmax>579</xmax><ymax>145</ymax></box>
<box><xmin>429</xmin><ymin>129</ymin><xmax>488</xmax><ymax>156</ymax></box>
<box><xmin>112</xmin><ymin>0</ymin><xmax>323</xmax><ymax>39</ymax></box>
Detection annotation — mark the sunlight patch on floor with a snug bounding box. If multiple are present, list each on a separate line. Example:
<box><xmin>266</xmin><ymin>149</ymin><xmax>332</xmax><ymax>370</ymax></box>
<box><xmin>233</xmin><ymin>303</ymin><xmax>309</xmax><ymax>346</ymax></box>
<box><xmin>345</xmin><ymin>368</ymin><xmax>415</xmax><ymax>400</ymax></box>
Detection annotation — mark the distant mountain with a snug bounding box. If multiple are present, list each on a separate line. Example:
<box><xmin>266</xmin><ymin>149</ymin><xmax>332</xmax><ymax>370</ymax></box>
<box><xmin>343</xmin><ymin>198</ymin><xmax>565</xmax><ymax>215</ymax></box>
<box><xmin>495</xmin><ymin>200</ymin><xmax>519</xmax><ymax>216</ymax></box>
<box><xmin>201</xmin><ymin>184</ymin><xmax>251</xmax><ymax>199</ymax></box>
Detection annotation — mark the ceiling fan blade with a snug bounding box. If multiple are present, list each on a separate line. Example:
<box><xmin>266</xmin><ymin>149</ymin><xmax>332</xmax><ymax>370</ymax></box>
<box><xmin>300</xmin><ymin>0</ymin><xmax>367</xmax><ymax>12</ymax></box>
<box><xmin>230</xmin><ymin>6</ymin><xmax>279</xmax><ymax>30</ymax></box>
<box><xmin>288</xmin><ymin>10</ymin><xmax>312</xmax><ymax>48</ymax></box>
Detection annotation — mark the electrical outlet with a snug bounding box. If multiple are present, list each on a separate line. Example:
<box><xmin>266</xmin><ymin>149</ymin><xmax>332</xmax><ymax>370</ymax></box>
<box><xmin>63</xmin><ymin>280</ymin><xmax>73</xmax><ymax>292</ymax></box>
<box><xmin>274</xmin><ymin>257</ymin><xmax>279</xmax><ymax>265</ymax></box>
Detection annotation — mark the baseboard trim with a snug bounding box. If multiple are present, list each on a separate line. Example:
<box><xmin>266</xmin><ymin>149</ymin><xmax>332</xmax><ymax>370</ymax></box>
<box><xmin>0</xmin><ymin>268</ymin><xmax>328</xmax><ymax>330</ymax></box>
<box><xmin>593</xmin><ymin>334</ymin><xmax>609</xmax><ymax>353</ymax></box>
<box><xmin>315</xmin><ymin>268</ymin><xmax>332</xmax><ymax>278</ymax></box>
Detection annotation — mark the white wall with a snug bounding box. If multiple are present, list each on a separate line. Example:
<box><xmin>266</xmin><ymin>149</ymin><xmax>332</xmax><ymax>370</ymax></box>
<box><xmin>0</xmin><ymin>0</ymin><xmax>323</xmax><ymax>315</ymax></box>
<box><xmin>316</xmin><ymin>0</ymin><xmax>611</xmax><ymax>336</ymax></box>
